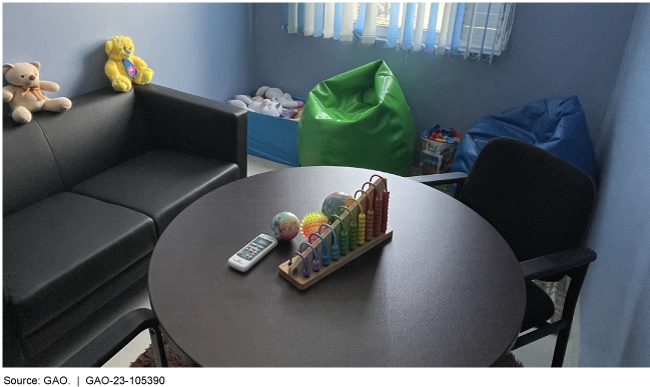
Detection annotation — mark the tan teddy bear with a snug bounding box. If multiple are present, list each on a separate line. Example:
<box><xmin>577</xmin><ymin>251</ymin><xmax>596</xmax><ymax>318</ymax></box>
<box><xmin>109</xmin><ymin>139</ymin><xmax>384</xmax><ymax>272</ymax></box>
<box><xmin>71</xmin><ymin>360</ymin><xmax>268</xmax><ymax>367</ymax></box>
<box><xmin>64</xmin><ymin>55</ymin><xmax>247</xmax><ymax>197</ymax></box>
<box><xmin>104</xmin><ymin>35</ymin><xmax>154</xmax><ymax>92</ymax></box>
<box><xmin>3</xmin><ymin>62</ymin><xmax>72</xmax><ymax>123</ymax></box>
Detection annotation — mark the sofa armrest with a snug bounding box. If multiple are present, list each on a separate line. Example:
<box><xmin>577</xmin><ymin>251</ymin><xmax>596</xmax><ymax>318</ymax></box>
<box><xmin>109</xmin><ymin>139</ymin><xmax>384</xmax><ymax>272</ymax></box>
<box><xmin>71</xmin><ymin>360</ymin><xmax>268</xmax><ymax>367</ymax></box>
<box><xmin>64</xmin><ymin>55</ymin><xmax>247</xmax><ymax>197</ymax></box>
<box><xmin>133</xmin><ymin>84</ymin><xmax>247</xmax><ymax>178</ymax></box>
<box><xmin>520</xmin><ymin>247</ymin><xmax>597</xmax><ymax>281</ymax></box>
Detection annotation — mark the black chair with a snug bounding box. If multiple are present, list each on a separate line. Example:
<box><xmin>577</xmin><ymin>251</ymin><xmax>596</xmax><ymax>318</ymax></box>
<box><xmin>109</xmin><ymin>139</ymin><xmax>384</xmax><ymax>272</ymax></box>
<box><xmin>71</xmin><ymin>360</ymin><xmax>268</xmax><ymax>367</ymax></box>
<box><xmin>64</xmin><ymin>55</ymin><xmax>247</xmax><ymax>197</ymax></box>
<box><xmin>410</xmin><ymin>137</ymin><xmax>597</xmax><ymax>367</ymax></box>
<box><xmin>61</xmin><ymin>308</ymin><xmax>167</xmax><ymax>367</ymax></box>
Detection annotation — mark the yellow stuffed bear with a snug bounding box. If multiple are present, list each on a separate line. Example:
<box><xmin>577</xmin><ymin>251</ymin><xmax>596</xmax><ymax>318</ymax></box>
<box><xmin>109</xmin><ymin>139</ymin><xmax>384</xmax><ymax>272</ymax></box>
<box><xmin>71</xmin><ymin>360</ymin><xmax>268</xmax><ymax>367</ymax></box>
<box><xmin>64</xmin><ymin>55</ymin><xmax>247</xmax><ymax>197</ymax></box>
<box><xmin>104</xmin><ymin>36</ymin><xmax>154</xmax><ymax>92</ymax></box>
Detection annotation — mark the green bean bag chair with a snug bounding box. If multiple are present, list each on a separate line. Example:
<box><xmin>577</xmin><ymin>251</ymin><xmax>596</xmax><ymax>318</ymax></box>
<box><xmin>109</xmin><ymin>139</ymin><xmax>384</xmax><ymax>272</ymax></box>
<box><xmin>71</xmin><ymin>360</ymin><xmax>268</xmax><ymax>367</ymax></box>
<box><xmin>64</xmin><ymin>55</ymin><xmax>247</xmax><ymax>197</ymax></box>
<box><xmin>298</xmin><ymin>60</ymin><xmax>415</xmax><ymax>176</ymax></box>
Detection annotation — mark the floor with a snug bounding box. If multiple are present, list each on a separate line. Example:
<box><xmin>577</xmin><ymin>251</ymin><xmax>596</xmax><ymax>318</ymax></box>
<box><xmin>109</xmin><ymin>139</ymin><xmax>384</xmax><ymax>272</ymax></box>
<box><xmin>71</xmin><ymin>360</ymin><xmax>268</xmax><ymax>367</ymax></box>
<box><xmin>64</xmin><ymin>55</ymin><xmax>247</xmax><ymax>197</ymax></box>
<box><xmin>97</xmin><ymin>155</ymin><xmax>580</xmax><ymax>367</ymax></box>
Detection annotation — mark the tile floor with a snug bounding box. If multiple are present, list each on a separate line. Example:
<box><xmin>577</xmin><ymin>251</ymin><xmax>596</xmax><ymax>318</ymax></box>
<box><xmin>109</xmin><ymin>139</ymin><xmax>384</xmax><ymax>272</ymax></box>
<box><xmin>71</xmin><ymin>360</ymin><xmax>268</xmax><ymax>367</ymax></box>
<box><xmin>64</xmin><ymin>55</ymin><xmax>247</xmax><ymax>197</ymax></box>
<box><xmin>99</xmin><ymin>155</ymin><xmax>580</xmax><ymax>367</ymax></box>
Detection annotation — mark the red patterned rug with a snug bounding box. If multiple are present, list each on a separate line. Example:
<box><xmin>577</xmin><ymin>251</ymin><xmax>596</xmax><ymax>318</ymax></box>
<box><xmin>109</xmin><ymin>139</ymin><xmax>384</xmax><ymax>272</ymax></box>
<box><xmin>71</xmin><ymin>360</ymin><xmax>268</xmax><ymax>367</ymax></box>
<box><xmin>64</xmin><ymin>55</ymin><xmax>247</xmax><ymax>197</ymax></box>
<box><xmin>493</xmin><ymin>353</ymin><xmax>524</xmax><ymax>367</ymax></box>
<box><xmin>130</xmin><ymin>343</ymin><xmax>192</xmax><ymax>367</ymax></box>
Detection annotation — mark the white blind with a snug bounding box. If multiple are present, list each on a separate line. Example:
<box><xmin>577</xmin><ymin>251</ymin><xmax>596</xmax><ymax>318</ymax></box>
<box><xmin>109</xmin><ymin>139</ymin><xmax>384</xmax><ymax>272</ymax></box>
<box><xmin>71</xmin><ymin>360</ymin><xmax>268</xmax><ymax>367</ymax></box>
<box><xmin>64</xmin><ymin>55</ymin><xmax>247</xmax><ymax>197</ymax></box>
<box><xmin>284</xmin><ymin>2</ymin><xmax>516</xmax><ymax>61</ymax></box>
<box><xmin>459</xmin><ymin>3</ymin><xmax>515</xmax><ymax>57</ymax></box>
<box><xmin>341</xmin><ymin>3</ymin><xmax>355</xmax><ymax>42</ymax></box>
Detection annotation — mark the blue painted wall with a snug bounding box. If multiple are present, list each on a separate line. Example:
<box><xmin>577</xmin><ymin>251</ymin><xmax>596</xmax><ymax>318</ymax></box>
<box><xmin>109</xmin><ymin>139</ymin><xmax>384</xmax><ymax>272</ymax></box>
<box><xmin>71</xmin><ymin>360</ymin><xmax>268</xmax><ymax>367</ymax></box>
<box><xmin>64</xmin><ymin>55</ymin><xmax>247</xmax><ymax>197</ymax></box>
<box><xmin>580</xmin><ymin>3</ymin><xmax>650</xmax><ymax>367</ymax></box>
<box><xmin>251</xmin><ymin>3</ymin><xmax>638</xmax><ymax>143</ymax></box>
<box><xmin>2</xmin><ymin>3</ymin><xmax>253</xmax><ymax>102</ymax></box>
<box><xmin>3</xmin><ymin>2</ymin><xmax>637</xmax><ymax>144</ymax></box>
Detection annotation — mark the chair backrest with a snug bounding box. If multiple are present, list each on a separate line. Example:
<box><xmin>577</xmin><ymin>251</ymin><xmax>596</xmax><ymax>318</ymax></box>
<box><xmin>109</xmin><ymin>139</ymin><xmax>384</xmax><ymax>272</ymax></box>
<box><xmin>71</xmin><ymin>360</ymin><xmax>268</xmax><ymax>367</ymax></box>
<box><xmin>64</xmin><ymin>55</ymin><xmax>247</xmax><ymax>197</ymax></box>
<box><xmin>458</xmin><ymin>137</ymin><xmax>596</xmax><ymax>263</ymax></box>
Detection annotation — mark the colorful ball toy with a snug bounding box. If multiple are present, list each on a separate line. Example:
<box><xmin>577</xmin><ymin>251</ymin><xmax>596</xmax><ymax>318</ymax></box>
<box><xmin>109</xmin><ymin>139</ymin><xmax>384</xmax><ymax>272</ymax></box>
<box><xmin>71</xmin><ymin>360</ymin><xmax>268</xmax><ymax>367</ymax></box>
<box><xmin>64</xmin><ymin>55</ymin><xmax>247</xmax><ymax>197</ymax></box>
<box><xmin>272</xmin><ymin>212</ymin><xmax>300</xmax><ymax>241</ymax></box>
<box><xmin>321</xmin><ymin>192</ymin><xmax>353</xmax><ymax>217</ymax></box>
<box><xmin>301</xmin><ymin>212</ymin><xmax>328</xmax><ymax>239</ymax></box>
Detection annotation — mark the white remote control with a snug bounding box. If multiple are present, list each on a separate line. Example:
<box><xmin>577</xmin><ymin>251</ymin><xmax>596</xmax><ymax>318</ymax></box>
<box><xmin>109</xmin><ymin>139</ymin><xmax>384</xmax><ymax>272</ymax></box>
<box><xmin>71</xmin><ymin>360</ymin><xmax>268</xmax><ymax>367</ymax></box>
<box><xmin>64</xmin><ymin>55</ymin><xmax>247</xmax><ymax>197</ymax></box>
<box><xmin>228</xmin><ymin>234</ymin><xmax>278</xmax><ymax>272</ymax></box>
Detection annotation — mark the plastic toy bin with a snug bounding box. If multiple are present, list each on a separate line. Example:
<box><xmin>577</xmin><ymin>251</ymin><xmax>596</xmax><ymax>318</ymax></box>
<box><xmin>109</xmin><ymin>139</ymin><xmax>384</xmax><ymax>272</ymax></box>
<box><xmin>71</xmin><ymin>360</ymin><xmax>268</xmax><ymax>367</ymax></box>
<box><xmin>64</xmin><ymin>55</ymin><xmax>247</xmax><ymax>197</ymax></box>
<box><xmin>246</xmin><ymin>95</ymin><xmax>305</xmax><ymax>167</ymax></box>
<box><xmin>419</xmin><ymin>127</ymin><xmax>460</xmax><ymax>175</ymax></box>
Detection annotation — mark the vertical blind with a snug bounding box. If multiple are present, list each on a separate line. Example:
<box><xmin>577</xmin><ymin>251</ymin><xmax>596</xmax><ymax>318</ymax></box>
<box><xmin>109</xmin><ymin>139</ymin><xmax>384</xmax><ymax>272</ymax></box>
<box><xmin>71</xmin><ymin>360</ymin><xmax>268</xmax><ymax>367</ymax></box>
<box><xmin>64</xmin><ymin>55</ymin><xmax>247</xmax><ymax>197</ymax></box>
<box><xmin>284</xmin><ymin>3</ymin><xmax>516</xmax><ymax>61</ymax></box>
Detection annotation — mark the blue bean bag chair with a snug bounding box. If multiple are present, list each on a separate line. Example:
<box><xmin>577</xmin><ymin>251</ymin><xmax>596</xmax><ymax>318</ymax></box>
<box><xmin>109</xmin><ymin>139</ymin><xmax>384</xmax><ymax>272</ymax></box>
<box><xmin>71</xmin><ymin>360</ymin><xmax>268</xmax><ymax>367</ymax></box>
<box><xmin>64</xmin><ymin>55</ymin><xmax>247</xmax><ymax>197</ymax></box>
<box><xmin>452</xmin><ymin>96</ymin><xmax>598</xmax><ymax>183</ymax></box>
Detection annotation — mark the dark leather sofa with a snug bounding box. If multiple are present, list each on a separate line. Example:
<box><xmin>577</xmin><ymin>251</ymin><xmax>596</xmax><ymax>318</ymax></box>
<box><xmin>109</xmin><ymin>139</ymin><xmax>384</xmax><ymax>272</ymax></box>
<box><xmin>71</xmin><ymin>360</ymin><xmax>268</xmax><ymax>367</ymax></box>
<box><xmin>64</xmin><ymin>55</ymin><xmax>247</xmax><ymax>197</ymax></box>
<box><xmin>3</xmin><ymin>83</ymin><xmax>247</xmax><ymax>366</ymax></box>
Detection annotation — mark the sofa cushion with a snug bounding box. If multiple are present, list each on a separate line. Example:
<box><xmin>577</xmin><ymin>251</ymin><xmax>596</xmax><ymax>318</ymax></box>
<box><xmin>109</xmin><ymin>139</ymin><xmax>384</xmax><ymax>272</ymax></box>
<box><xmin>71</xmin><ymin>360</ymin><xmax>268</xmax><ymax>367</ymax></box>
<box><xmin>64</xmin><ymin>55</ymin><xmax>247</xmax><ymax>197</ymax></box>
<box><xmin>72</xmin><ymin>149</ymin><xmax>240</xmax><ymax>234</ymax></box>
<box><xmin>3</xmin><ymin>119</ymin><xmax>65</xmax><ymax>216</ymax></box>
<box><xmin>3</xmin><ymin>192</ymin><xmax>157</xmax><ymax>336</ymax></box>
<box><xmin>36</xmin><ymin>88</ymin><xmax>153</xmax><ymax>189</ymax></box>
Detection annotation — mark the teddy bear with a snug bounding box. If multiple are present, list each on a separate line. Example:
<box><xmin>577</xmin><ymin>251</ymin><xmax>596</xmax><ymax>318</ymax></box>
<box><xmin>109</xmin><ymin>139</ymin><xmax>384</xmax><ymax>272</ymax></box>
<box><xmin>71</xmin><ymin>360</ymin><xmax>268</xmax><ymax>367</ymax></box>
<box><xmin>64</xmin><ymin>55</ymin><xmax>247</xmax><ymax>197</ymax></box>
<box><xmin>3</xmin><ymin>62</ymin><xmax>72</xmax><ymax>124</ymax></box>
<box><xmin>104</xmin><ymin>35</ymin><xmax>154</xmax><ymax>92</ymax></box>
<box><xmin>228</xmin><ymin>95</ymin><xmax>284</xmax><ymax>117</ymax></box>
<box><xmin>255</xmin><ymin>86</ymin><xmax>304</xmax><ymax>109</ymax></box>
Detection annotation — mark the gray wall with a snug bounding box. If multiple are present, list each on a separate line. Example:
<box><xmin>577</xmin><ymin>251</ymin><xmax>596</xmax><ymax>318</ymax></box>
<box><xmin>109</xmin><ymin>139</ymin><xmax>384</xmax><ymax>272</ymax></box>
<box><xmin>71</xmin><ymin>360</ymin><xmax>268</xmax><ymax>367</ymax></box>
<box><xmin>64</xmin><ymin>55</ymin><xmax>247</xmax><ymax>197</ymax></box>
<box><xmin>2</xmin><ymin>3</ymin><xmax>253</xmax><ymax>102</ymax></box>
<box><xmin>251</xmin><ymin>3</ymin><xmax>638</xmax><ymax>144</ymax></box>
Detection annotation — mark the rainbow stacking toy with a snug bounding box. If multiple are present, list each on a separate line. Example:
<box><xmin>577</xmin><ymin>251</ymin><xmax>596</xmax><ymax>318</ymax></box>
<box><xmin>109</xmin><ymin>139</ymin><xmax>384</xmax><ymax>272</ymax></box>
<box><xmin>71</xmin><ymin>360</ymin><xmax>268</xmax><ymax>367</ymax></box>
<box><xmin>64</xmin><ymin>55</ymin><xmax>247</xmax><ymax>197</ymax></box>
<box><xmin>278</xmin><ymin>174</ymin><xmax>393</xmax><ymax>290</ymax></box>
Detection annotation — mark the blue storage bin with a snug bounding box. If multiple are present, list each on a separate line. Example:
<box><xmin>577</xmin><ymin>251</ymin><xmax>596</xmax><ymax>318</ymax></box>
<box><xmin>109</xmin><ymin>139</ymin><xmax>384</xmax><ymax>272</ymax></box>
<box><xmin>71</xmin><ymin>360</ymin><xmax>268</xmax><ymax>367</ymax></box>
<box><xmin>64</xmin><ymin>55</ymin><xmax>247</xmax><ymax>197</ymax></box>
<box><xmin>246</xmin><ymin>94</ymin><xmax>305</xmax><ymax>167</ymax></box>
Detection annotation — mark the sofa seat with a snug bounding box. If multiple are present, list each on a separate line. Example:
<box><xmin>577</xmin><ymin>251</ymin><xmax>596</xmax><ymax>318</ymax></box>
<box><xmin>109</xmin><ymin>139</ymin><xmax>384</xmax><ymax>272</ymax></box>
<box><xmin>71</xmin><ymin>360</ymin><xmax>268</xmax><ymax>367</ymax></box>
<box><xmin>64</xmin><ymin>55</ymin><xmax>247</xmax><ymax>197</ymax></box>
<box><xmin>3</xmin><ymin>192</ymin><xmax>157</xmax><ymax>337</ymax></box>
<box><xmin>71</xmin><ymin>149</ymin><xmax>240</xmax><ymax>235</ymax></box>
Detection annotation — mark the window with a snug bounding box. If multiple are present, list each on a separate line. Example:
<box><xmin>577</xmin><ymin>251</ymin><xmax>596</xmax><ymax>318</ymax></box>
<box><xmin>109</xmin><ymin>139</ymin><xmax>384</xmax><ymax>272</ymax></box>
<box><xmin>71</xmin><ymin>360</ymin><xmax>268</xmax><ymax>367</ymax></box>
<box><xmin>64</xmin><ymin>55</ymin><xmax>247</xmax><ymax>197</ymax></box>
<box><xmin>284</xmin><ymin>3</ymin><xmax>516</xmax><ymax>61</ymax></box>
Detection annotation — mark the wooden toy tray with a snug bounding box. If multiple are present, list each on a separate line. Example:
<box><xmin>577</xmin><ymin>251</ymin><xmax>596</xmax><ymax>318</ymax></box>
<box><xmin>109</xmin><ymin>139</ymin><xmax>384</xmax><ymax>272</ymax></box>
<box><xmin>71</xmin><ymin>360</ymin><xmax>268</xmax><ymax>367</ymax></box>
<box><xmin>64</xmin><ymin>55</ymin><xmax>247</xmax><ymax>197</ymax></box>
<box><xmin>278</xmin><ymin>175</ymin><xmax>392</xmax><ymax>290</ymax></box>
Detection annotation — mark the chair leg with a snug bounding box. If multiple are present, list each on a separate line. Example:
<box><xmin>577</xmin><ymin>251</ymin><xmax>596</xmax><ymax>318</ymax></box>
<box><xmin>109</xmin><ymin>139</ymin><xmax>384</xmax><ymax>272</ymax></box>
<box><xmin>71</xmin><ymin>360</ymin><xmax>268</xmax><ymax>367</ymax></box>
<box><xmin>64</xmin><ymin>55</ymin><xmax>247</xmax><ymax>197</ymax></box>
<box><xmin>62</xmin><ymin>308</ymin><xmax>167</xmax><ymax>367</ymax></box>
<box><xmin>552</xmin><ymin>324</ymin><xmax>571</xmax><ymax>367</ymax></box>
<box><xmin>550</xmin><ymin>266</ymin><xmax>588</xmax><ymax>367</ymax></box>
<box><xmin>148</xmin><ymin>326</ymin><xmax>168</xmax><ymax>367</ymax></box>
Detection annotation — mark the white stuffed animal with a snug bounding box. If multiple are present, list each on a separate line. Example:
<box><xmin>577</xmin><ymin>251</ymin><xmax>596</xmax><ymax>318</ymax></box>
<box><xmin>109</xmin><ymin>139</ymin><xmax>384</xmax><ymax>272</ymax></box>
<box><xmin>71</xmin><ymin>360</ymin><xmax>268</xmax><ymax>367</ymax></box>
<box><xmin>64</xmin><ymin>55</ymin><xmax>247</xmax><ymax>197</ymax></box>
<box><xmin>228</xmin><ymin>95</ymin><xmax>283</xmax><ymax>117</ymax></box>
<box><xmin>255</xmin><ymin>86</ymin><xmax>304</xmax><ymax>109</ymax></box>
<box><xmin>3</xmin><ymin>62</ymin><xmax>72</xmax><ymax>123</ymax></box>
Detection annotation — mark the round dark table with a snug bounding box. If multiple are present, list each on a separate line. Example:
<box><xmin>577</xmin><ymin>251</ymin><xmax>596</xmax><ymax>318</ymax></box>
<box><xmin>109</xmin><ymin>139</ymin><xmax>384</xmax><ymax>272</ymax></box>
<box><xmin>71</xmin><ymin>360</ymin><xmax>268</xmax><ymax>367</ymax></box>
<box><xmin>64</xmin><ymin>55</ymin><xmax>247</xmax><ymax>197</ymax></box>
<box><xmin>148</xmin><ymin>166</ymin><xmax>525</xmax><ymax>367</ymax></box>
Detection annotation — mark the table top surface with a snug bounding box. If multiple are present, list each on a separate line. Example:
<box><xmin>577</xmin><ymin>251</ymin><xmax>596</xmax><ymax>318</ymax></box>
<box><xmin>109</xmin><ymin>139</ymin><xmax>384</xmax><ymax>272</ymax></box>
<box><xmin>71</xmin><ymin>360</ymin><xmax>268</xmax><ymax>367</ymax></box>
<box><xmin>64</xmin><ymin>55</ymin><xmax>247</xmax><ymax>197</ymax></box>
<box><xmin>148</xmin><ymin>166</ymin><xmax>525</xmax><ymax>367</ymax></box>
